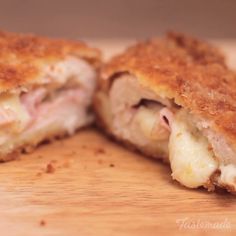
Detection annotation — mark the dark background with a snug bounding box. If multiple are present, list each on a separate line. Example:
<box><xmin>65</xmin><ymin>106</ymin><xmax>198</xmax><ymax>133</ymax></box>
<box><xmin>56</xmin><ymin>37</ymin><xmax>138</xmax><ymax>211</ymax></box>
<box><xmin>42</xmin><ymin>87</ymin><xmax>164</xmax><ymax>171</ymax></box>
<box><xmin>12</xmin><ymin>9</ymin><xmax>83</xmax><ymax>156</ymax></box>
<box><xmin>0</xmin><ymin>0</ymin><xmax>235</xmax><ymax>39</ymax></box>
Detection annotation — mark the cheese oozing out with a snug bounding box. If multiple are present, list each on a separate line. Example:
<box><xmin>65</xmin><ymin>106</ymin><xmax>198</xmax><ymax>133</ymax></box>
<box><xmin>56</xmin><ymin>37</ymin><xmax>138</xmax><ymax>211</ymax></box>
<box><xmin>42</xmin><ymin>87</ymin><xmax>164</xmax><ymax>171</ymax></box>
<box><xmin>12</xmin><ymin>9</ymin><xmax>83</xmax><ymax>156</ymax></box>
<box><xmin>169</xmin><ymin>110</ymin><xmax>218</xmax><ymax>188</ymax></box>
<box><xmin>218</xmin><ymin>164</ymin><xmax>236</xmax><ymax>189</ymax></box>
<box><xmin>133</xmin><ymin>105</ymin><xmax>169</xmax><ymax>141</ymax></box>
<box><xmin>107</xmin><ymin>74</ymin><xmax>236</xmax><ymax>190</ymax></box>
<box><xmin>133</xmin><ymin>103</ymin><xmax>236</xmax><ymax>189</ymax></box>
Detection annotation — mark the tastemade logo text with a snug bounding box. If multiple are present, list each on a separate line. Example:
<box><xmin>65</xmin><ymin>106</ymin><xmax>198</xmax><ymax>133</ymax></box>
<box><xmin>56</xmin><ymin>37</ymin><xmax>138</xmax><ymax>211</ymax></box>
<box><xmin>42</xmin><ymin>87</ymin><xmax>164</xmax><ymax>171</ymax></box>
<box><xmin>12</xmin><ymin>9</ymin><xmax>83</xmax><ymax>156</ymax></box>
<box><xmin>176</xmin><ymin>217</ymin><xmax>231</xmax><ymax>230</ymax></box>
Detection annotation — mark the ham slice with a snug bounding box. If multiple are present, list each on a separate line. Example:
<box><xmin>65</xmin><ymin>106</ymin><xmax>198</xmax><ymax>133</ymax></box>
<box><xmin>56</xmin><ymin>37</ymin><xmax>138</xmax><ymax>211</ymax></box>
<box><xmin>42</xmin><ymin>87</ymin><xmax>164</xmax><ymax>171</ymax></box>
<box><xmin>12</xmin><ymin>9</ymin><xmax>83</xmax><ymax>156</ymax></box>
<box><xmin>159</xmin><ymin>108</ymin><xmax>174</xmax><ymax>131</ymax></box>
<box><xmin>20</xmin><ymin>87</ymin><xmax>89</xmax><ymax>135</ymax></box>
<box><xmin>20</xmin><ymin>88</ymin><xmax>47</xmax><ymax>116</ymax></box>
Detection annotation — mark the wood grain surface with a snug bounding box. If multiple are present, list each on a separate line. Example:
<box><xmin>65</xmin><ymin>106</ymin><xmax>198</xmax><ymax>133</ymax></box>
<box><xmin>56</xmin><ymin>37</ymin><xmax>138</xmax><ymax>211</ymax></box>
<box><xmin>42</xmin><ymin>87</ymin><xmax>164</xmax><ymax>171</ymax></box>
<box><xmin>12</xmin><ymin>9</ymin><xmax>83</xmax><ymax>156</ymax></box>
<box><xmin>0</xmin><ymin>42</ymin><xmax>236</xmax><ymax>236</ymax></box>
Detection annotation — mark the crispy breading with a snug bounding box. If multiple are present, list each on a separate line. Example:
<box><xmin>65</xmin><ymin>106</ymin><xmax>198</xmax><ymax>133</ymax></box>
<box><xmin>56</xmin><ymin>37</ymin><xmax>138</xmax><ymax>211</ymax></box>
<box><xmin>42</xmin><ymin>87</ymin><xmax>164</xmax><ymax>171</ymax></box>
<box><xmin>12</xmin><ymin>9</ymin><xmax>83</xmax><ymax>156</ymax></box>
<box><xmin>0</xmin><ymin>30</ymin><xmax>101</xmax><ymax>92</ymax></box>
<box><xmin>101</xmin><ymin>32</ymin><xmax>236</xmax><ymax>152</ymax></box>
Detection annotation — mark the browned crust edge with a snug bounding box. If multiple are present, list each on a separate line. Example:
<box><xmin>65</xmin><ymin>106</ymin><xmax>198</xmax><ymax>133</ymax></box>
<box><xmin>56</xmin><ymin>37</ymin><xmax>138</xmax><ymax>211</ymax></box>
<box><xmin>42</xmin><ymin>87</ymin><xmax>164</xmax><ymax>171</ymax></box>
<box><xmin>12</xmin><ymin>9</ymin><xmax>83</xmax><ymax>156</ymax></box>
<box><xmin>0</xmin><ymin>124</ymin><xmax>94</xmax><ymax>162</ymax></box>
<box><xmin>0</xmin><ymin>30</ymin><xmax>102</xmax><ymax>92</ymax></box>
<box><xmin>101</xmin><ymin>32</ymin><xmax>236</xmax><ymax>151</ymax></box>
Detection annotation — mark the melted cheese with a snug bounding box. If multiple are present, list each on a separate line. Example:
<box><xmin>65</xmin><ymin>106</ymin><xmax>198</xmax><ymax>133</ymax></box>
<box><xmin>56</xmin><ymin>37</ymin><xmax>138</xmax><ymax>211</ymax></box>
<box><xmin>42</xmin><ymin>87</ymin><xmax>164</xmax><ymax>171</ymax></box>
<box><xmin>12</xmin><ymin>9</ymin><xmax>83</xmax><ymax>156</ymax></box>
<box><xmin>169</xmin><ymin>110</ymin><xmax>218</xmax><ymax>188</ymax></box>
<box><xmin>219</xmin><ymin>164</ymin><xmax>236</xmax><ymax>189</ymax></box>
<box><xmin>134</xmin><ymin>107</ymin><xmax>158</xmax><ymax>140</ymax></box>
<box><xmin>0</xmin><ymin>93</ymin><xmax>30</xmax><ymax>132</ymax></box>
<box><xmin>133</xmin><ymin>106</ymin><xmax>169</xmax><ymax>141</ymax></box>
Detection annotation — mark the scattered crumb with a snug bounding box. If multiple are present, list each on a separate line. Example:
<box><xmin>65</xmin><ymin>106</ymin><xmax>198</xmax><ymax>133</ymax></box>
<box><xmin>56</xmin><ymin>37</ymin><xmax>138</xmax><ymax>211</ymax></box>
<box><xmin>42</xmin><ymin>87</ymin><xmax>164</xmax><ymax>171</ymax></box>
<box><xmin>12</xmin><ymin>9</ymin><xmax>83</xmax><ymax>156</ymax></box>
<box><xmin>94</xmin><ymin>147</ymin><xmax>106</xmax><ymax>155</ymax></box>
<box><xmin>40</xmin><ymin>220</ymin><xmax>46</xmax><ymax>226</ymax></box>
<box><xmin>36</xmin><ymin>172</ymin><xmax>42</xmax><ymax>177</ymax></box>
<box><xmin>39</xmin><ymin>158</ymin><xmax>75</xmax><ymax>176</ymax></box>
<box><xmin>46</xmin><ymin>163</ymin><xmax>55</xmax><ymax>174</ymax></box>
<box><xmin>98</xmin><ymin>159</ymin><xmax>103</xmax><ymax>164</ymax></box>
<box><xmin>109</xmin><ymin>163</ymin><xmax>115</xmax><ymax>168</ymax></box>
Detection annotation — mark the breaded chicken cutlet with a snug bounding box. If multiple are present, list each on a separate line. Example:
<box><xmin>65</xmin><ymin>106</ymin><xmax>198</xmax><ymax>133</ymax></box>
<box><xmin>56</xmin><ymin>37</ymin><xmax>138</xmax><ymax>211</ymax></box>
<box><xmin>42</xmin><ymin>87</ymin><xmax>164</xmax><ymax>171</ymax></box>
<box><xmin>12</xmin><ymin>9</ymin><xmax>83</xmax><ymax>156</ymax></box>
<box><xmin>94</xmin><ymin>32</ymin><xmax>236</xmax><ymax>194</ymax></box>
<box><xmin>0</xmin><ymin>30</ymin><xmax>101</xmax><ymax>161</ymax></box>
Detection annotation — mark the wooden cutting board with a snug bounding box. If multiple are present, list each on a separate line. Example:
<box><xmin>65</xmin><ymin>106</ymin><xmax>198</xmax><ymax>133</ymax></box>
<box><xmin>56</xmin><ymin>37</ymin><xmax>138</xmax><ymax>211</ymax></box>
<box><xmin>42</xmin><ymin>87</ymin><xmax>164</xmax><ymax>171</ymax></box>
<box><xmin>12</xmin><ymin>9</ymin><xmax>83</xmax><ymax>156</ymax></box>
<box><xmin>1</xmin><ymin>42</ymin><xmax>236</xmax><ymax>236</ymax></box>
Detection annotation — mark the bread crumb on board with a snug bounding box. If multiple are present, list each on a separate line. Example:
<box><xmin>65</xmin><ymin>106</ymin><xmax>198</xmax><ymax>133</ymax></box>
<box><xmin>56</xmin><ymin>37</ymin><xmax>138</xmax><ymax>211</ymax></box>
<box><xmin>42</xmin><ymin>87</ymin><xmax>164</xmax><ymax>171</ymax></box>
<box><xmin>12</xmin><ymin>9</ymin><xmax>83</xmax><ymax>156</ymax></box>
<box><xmin>94</xmin><ymin>147</ymin><xmax>106</xmax><ymax>155</ymax></box>
<box><xmin>46</xmin><ymin>163</ymin><xmax>55</xmax><ymax>174</ymax></box>
<box><xmin>39</xmin><ymin>220</ymin><xmax>46</xmax><ymax>226</ymax></box>
<box><xmin>36</xmin><ymin>172</ymin><xmax>42</xmax><ymax>177</ymax></box>
<box><xmin>38</xmin><ymin>158</ymin><xmax>75</xmax><ymax>176</ymax></box>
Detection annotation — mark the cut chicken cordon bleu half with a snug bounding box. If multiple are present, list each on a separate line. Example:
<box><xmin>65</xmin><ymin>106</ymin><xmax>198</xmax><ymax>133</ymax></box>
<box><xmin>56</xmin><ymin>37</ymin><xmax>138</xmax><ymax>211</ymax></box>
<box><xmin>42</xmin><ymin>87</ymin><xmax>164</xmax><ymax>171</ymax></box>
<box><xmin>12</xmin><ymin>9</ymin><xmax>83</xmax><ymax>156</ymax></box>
<box><xmin>94</xmin><ymin>32</ymin><xmax>236</xmax><ymax>193</ymax></box>
<box><xmin>0</xmin><ymin>30</ymin><xmax>100</xmax><ymax>161</ymax></box>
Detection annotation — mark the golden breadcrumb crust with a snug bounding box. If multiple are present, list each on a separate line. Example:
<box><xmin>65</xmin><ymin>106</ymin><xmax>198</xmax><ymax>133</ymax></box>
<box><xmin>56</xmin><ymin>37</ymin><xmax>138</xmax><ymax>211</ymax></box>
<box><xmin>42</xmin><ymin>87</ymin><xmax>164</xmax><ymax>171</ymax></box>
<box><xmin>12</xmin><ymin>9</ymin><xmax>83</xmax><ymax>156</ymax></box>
<box><xmin>101</xmin><ymin>32</ymin><xmax>236</xmax><ymax>152</ymax></box>
<box><xmin>0</xmin><ymin>30</ymin><xmax>101</xmax><ymax>92</ymax></box>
